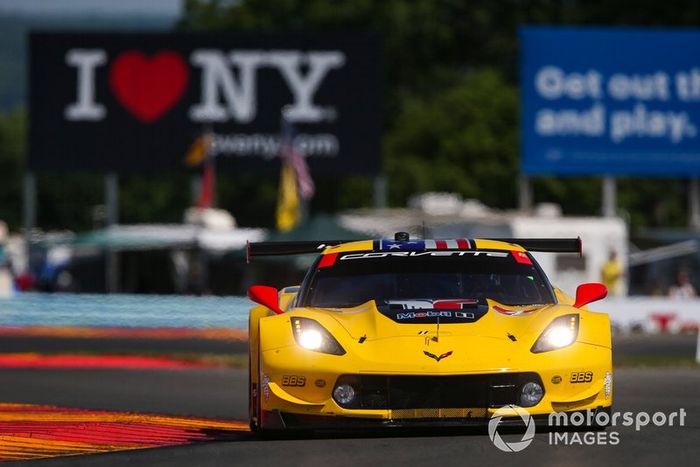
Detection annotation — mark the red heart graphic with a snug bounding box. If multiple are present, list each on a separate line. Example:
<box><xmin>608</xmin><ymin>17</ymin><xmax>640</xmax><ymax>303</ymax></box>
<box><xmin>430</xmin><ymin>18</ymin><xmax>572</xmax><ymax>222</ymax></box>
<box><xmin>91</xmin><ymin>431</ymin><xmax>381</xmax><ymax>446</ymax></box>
<box><xmin>109</xmin><ymin>51</ymin><xmax>189</xmax><ymax>123</ymax></box>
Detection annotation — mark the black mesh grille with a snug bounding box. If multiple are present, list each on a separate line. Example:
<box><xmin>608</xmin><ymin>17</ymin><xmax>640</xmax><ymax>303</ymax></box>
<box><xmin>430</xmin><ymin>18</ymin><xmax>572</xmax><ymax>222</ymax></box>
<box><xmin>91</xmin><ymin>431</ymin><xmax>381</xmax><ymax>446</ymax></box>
<box><xmin>334</xmin><ymin>372</ymin><xmax>542</xmax><ymax>410</ymax></box>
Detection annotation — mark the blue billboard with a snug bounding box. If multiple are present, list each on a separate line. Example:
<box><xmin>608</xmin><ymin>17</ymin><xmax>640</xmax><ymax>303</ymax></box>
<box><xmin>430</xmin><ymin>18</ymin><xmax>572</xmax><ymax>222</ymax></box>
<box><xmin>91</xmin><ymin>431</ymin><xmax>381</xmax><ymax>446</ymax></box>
<box><xmin>521</xmin><ymin>27</ymin><xmax>700</xmax><ymax>175</ymax></box>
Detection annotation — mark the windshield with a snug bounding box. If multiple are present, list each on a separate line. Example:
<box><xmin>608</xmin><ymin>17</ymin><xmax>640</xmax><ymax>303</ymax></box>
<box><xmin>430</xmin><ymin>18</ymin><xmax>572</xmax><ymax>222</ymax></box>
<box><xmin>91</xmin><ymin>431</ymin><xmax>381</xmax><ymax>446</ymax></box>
<box><xmin>301</xmin><ymin>250</ymin><xmax>555</xmax><ymax>308</ymax></box>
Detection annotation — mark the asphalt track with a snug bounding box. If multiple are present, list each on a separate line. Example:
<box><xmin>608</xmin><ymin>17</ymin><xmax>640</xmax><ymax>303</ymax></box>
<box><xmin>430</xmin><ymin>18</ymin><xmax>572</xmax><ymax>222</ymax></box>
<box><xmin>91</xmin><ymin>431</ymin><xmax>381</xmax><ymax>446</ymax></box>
<box><xmin>1</xmin><ymin>365</ymin><xmax>699</xmax><ymax>466</ymax></box>
<box><xmin>0</xmin><ymin>336</ymin><xmax>247</xmax><ymax>355</ymax></box>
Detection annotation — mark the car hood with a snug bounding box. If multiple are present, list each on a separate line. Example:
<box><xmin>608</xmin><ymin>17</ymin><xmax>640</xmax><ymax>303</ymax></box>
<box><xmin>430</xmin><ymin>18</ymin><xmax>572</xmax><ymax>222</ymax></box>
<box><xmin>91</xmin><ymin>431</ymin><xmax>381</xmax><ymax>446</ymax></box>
<box><xmin>282</xmin><ymin>300</ymin><xmax>587</xmax><ymax>373</ymax></box>
<box><xmin>291</xmin><ymin>299</ymin><xmax>558</xmax><ymax>343</ymax></box>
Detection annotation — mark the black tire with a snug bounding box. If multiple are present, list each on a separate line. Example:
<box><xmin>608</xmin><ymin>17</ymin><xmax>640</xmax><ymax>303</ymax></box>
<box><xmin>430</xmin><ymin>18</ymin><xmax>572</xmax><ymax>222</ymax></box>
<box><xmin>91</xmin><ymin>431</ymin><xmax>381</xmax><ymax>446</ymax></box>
<box><xmin>248</xmin><ymin>351</ymin><xmax>258</xmax><ymax>432</ymax></box>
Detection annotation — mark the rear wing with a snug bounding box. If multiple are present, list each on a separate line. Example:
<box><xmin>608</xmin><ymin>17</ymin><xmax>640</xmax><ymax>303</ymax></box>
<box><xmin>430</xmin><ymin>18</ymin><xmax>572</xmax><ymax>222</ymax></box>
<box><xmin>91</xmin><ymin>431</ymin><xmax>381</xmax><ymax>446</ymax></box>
<box><xmin>247</xmin><ymin>240</ymin><xmax>349</xmax><ymax>259</ymax></box>
<box><xmin>246</xmin><ymin>237</ymin><xmax>581</xmax><ymax>262</ymax></box>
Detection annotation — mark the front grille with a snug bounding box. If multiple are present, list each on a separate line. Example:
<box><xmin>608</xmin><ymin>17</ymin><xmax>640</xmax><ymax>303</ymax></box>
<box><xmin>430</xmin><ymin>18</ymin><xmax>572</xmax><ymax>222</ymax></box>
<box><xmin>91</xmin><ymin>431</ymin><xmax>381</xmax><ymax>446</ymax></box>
<box><xmin>334</xmin><ymin>373</ymin><xmax>542</xmax><ymax>411</ymax></box>
<box><xmin>389</xmin><ymin>408</ymin><xmax>487</xmax><ymax>419</ymax></box>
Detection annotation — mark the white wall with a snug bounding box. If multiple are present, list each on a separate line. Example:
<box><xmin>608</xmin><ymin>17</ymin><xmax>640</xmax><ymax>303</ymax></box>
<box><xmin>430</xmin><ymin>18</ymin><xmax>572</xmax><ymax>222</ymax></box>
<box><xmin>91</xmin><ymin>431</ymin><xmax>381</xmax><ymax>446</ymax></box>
<box><xmin>592</xmin><ymin>297</ymin><xmax>700</xmax><ymax>334</ymax></box>
<box><xmin>511</xmin><ymin>216</ymin><xmax>628</xmax><ymax>296</ymax></box>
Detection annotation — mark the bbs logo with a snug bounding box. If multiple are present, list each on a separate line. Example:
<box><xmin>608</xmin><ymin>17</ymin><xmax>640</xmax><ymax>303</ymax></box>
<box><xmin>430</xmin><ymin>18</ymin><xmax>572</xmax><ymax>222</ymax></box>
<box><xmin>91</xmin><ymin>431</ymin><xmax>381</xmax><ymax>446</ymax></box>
<box><xmin>281</xmin><ymin>375</ymin><xmax>306</xmax><ymax>387</ymax></box>
<box><xmin>570</xmin><ymin>371</ymin><xmax>593</xmax><ymax>383</ymax></box>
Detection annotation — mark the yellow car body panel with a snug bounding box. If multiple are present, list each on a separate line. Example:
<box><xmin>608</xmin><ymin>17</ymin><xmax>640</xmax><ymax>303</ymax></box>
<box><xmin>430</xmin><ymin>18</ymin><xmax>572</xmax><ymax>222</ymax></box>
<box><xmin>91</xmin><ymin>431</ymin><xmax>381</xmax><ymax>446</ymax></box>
<box><xmin>248</xmin><ymin>238</ymin><xmax>612</xmax><ymax>429</ymax></box>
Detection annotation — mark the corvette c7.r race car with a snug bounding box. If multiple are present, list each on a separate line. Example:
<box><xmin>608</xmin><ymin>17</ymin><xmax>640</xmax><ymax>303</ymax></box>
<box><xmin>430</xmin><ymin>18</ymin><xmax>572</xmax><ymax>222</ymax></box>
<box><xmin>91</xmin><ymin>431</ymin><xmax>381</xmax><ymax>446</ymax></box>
<box><xmin>246</xmin><ymin>235</ymin><xmax>612</xmax><ymax>432</ymax></box>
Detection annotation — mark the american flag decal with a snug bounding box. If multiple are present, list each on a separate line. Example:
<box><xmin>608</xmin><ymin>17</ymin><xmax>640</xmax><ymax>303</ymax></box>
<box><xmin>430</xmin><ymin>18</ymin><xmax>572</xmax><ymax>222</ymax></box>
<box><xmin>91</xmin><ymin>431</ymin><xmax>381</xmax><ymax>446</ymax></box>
<box><xmin>377</xmin><ymin>239</ymin><xmax>473</xmax><ymax>251</ymax></box>
<box><xmin>424</xmin><ymin>239</ymin><xmax>472</xmax><ymax>250</ymax></box>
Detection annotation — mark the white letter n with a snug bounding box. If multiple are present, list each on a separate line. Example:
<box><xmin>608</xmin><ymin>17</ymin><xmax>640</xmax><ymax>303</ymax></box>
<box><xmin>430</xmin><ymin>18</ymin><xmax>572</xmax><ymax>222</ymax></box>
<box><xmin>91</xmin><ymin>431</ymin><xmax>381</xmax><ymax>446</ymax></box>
<box><xmin>189</xmin><ymin>50</ymin><xmax>265</xmax><ymax>123</ymax></box>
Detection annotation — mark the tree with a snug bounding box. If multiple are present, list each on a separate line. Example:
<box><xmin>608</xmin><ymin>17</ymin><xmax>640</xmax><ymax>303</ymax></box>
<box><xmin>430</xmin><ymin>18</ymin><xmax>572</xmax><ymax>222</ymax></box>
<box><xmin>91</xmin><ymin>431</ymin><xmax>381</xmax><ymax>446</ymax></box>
<box><xmin>385</xmin><ymin>69</ymin><xmax>519</xmax><ymax>208</ymax></box>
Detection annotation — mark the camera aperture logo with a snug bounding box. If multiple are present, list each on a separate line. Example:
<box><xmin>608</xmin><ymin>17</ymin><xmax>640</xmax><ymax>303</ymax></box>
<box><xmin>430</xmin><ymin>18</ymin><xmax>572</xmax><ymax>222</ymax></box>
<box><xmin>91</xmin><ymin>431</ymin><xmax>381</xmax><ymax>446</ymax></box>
<box><xmin>488</xmin><ymin>405</ymin><xmax>536</xmax><ymax>452</ymax></box>
<box><xmin>488</xmin><ymin>406</ymin><xmax>687</xmax><ymax>452</ymax></box>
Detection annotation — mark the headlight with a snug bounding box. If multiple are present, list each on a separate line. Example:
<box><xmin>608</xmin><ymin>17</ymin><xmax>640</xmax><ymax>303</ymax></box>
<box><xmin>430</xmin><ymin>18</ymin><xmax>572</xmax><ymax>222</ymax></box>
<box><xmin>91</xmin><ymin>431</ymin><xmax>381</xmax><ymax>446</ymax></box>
<box><xmin>291</xmin><ymin>317</ymin><xmax>346</xmax><ymax>355</ymax></box>
<box><xmin>333</xmin><ymin>384</ymin><xmax>356</xmax><ymax>405</ymax></box>
<box><xmin>531</xmin><ymin>314</ymin><xmax>579</xmax><ymax>353</ymax></box>
<box><xmin>298</xmin><ymin>329</ymin><xmax>323</xmax><ymax>350</ymax></box>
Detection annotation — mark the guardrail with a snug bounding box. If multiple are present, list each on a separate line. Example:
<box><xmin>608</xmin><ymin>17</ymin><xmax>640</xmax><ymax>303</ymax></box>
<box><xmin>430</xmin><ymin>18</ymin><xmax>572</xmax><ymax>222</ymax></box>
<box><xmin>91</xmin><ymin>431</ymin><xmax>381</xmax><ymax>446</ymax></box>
<box><xmin>0</xmin><ymin>293</ymin><xmax>250</xmax><ymax>329</ymax></box>
<box><xmin>592</xmin><ymin>297</ymin><xmax>699</xmax><ymax>334</ymax></box>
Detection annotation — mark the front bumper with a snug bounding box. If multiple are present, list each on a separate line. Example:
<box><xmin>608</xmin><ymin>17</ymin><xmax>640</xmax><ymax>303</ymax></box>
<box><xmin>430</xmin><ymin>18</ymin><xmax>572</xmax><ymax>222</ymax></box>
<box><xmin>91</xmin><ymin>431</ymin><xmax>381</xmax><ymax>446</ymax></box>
<box><xmin>257</xmin><ymin>341</ymin><xmax>613</xmax><ymax>425</ymax></box>
<box><xmin>330</xmin><ymin>372</ymin><xmax>544</xmax><ymax>410</ymax></box>
<box><xmin>260</xmin><ymin>406</ymin><xmax>613</xmax><ymax>431</ymax></box>
<box><xmin>259</xmin><ymin>368</ymin><xmax>612</xmax><ymax>425</ymax></box>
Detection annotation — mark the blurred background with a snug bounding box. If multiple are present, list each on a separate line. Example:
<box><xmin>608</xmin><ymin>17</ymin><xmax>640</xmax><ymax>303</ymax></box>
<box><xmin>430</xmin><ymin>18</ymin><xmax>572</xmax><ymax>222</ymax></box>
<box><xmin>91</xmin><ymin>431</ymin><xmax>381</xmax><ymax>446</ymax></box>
<box><xmin>0</xmin><ymin>0</ymin><xmax>699</xmax><ymax>372</ymax></box>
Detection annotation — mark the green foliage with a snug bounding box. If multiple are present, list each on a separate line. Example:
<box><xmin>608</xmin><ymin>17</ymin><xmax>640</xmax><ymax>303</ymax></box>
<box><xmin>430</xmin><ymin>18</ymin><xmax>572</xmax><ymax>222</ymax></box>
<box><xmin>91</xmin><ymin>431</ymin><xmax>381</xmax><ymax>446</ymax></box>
<box><xmin>0</xmin><ymin>108</ymin><xmax>25</xmax><ymax>228</ymax></box>
<box><xmin>385</xmin><ymin>69</ymin><xmax>518</xmax><ymax>207</ymax></box>
<box><xmin>617</xmin><ymin>178</ymin><xmax>689</xmax><ymax>228</ymax></box>
<box><xmin>36</xmin><ymin>173</ymin><xmax>102</xmax><ymax>231</ymax></box>
<box><xmin>216</xmin><ymin>174</ymin><xmax>278</xmax><ymax>228</ymax></box>
<box><xmin>532</xmin><ymin>177</ymin><xmax>602</xmax><ymax>217</ymax></box>
<box><xmin>119</xmin><ymin>175</ymin><xmax>193</xmax><ymax>225</ymax></box>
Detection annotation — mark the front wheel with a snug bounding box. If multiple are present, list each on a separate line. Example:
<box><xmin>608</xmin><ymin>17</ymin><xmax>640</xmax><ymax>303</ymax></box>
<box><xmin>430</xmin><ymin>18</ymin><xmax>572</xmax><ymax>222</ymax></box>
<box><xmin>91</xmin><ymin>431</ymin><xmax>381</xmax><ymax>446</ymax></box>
<box><xmin>248</xmin><ymin>351</ymin><xmax>258</xmax><ymax>431</ymax></box>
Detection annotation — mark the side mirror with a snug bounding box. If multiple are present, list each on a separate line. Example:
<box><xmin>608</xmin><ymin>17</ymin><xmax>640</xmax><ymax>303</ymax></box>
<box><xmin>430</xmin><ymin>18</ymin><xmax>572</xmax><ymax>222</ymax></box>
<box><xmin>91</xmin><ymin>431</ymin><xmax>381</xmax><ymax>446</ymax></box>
<box><xmin>573</xmin><ymin>283</ymin><xmax>608</xmax><ymax>308</ymax></box>
<box><xmin>247</xmin><ymin>285</ymin><xmax>284</xmax><ymax>314</ymax></box>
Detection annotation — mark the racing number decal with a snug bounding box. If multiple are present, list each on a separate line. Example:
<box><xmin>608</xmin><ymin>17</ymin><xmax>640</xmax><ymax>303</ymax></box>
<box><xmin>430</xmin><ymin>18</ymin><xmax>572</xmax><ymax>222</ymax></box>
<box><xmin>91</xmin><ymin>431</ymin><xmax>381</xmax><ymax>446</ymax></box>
<box><xmin>570</xmin><ymin>371</ymin><xmax>593</xmax><ymax>383</ymax></box>
<box><xmin>281</xmin><ymin>375</ymin><xmax>306</xmax><ymax>387</ymax></box>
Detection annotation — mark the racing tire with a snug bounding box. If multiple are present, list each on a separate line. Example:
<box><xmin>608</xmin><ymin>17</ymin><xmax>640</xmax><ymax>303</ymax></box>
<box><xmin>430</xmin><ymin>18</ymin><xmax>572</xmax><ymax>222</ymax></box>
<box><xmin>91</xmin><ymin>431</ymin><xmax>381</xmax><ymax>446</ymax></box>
<box><xmin>248</xmin><ymin>350</ymin><xmax>258</xmax><ymax>432</ymax></box>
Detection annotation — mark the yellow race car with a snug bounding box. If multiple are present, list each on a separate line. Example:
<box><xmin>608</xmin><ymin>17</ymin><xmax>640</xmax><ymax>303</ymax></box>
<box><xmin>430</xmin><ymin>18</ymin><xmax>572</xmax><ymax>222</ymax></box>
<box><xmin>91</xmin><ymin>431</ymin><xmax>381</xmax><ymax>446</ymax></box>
<box><xmin>246</xmin><ymin>234</ymin><xmax>612</xmax><ymax>432</ymax></box>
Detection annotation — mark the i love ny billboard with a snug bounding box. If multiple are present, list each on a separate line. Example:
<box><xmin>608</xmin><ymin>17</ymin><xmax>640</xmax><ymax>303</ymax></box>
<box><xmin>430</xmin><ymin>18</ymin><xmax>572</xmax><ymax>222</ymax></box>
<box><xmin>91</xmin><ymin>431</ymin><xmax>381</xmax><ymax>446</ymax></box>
<box><xmin>29</xmin><ymin>33</ymin><xmax>382</xmax><ymax>174</ymax></box>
